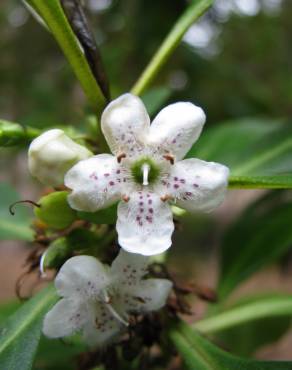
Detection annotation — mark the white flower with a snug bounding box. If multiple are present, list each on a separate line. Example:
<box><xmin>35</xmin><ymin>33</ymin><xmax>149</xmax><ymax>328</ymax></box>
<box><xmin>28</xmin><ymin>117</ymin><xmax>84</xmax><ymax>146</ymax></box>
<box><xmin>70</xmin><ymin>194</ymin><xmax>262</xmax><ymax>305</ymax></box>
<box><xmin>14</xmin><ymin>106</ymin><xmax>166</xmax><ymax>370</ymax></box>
<box><xmin>65</xmin><ymin>94</ymin><xmax>229</xmax><ymax>255</ymax></box>
<box><xmin>43</xmin><ymin>249</ymin><xmax>172</xmax><ymax>347</ymax></box>
<box><xmin>28</xmin><ymin>129</ymin><xmax>92</xmax><ymax>186</ymax></box>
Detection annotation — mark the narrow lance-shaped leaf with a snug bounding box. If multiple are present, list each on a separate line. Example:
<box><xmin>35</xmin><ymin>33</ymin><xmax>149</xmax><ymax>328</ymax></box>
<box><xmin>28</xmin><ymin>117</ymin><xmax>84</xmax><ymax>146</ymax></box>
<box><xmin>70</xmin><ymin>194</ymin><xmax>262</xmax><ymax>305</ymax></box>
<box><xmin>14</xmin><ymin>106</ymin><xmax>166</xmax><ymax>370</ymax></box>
<box><xmin>194</xmin><ymin>294</ymin><xmax>292</xmax><ymax>334</ymax></box>
<box><xmin>169</xmin><ymin>320</ymin><xmax>292</xmax><ymax>370</ymax></box>
<box><xmin>218</xmin><ymin>191</ymin><xmax>292</xmax><ymax>298</ymax></box>
<box><xmin>0</xmin><ymin>285</ymin><xmax>58</xmax><ymax>370</ymax></box>
<box><xmin>188</xmin><ymin>118</ymin><xmax>292</xmax><ymax>189</ymax></box>
<box><xmin>194</xmin><ymin>294</ymin><xmax>292</xmax><ymax>357</ymax></box>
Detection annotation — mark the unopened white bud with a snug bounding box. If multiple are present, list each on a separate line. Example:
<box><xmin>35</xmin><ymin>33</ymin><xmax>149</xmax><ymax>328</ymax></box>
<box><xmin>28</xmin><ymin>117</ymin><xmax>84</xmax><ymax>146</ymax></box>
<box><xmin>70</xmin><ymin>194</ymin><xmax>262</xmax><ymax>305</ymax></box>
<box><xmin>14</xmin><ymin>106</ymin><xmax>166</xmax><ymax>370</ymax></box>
<box><xmin>28</xmin><ymin>129</ymin><xmax>92</xmax><ymax>186</ymax></box>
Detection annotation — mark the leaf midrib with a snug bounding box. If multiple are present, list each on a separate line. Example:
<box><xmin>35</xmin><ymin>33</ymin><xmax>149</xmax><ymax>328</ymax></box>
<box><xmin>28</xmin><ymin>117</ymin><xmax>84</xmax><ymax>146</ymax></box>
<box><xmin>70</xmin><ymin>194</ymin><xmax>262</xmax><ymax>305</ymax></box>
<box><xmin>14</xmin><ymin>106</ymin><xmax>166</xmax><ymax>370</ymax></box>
<box><xmin>172</xmin><ymin>330</ymin><xmax>222</xmax><ymax>370</ymax></box>
<box><xmin>0</xmin><ymin>287</ymin><xmax>57</xmax><ymax>355</ymax></box>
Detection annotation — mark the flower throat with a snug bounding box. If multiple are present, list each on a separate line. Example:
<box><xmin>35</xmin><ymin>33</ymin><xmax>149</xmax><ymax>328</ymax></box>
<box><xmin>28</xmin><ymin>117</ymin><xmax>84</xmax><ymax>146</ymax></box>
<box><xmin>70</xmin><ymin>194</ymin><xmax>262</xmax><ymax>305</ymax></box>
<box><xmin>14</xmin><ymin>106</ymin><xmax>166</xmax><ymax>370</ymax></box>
<box><xmin>130</xmin><ymin>157</ymin><xmax>160</xmax><ymax>186</ymax></box>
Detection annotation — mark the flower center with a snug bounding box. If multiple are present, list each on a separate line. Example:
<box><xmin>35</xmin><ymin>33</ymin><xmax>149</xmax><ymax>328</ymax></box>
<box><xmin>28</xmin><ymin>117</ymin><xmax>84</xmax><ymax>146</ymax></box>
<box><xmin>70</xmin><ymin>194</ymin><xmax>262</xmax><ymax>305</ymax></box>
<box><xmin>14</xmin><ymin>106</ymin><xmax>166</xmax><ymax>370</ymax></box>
<box><xmin>131</xmin><ymin>157</ymin><xmax>160</xmax><ymax>185</ymax></box>
<box><xmin>101</xmin><ymin>290</ymin><xmax>129</xmax><ymax>326</ymax></box>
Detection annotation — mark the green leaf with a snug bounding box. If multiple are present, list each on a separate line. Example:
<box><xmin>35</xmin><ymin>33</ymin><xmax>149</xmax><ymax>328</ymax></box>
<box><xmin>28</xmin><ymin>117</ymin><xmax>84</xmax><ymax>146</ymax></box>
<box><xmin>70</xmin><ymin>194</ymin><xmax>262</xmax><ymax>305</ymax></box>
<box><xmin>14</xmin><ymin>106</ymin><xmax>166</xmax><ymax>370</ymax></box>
<box><xmin>215</xmin><ymin>316</ymin><xmax>290</xmax><ymax>357</ymax></box>
<box><xmin>218</xmin><ymin>191</ymin><xmax>292</xmax><ymax>297</ymax></box>
<box><xmin>170</xmin><ymin>321</ymin><xmax>292</xmax><ymax>370</ymax></box>
<box><xmin>188</xmin><ymin>118</ymin><xmax>292</xmax><ymax>189</ymax></box>
<box><xmin>0</xmin><ymin>285</ymin><xmax>58</xmax><ymax>370</ymax></box>
<box><xmin>195</xmin><ymin>294</ymin><xmax>292</xmax><ymax>334</ymax></box>
<box><xmin>0</xmin><ymin>183</ymin><xmax>33</xmax><ymax>241</ymax></box>
<box><xmin>34</xmin><ymin>337</ymin><xmax>86</xmax><ymax>370</ymax></box>
<box><xmin>26</xmin><ymin>0</ymin><xmax>107</xmax><ymax>113</ymax></box>
<box><xmin>0</xmin><ymin>301</ymin><xmax>21</xmax><ymax>324</ymax></box>
<box><xmin>131</xmin><ymin>0</ymin><xmax>214</xmax><ymax>95</ymax></box>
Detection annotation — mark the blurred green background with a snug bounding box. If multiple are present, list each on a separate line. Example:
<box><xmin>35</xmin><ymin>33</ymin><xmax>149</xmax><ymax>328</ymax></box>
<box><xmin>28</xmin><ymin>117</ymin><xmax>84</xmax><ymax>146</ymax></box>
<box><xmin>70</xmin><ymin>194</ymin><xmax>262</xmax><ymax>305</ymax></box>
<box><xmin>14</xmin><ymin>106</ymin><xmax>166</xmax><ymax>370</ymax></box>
<box><xmin>1</xmin><ymin>0</ymin><xmax>292</xmax><ymax>364</ymax></box>
<box><xmin>1</xmin><ymin>0</ymin><xmax>290</xmax><ymax>127</ymax></box>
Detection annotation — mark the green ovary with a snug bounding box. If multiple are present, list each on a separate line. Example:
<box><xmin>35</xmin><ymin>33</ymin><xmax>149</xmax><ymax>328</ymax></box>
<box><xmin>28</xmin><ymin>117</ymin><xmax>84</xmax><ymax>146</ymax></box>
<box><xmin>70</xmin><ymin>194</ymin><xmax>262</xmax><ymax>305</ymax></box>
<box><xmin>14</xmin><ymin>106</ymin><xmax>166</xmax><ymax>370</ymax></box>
<box><xmin>131</xmin><ymin>157</ymin><xmax>160</xmax><ymax>185</ymax></box>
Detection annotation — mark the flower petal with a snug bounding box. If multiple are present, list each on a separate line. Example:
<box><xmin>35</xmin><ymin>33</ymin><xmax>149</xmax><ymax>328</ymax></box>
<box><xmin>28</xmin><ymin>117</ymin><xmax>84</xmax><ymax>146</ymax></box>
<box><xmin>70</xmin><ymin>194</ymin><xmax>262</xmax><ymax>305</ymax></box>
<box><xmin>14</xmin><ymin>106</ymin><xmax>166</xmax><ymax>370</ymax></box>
<box><xmin>123</xmin><ymin>278</ymin><xmax>172</xmax><ymax>313</ymax></box>
<box><xmin>166</xmin><ymin>158</ymin><xmax>229</xmax><ymax>212</ymax></box>
<box><xmin>111</xmin><ymin>249</ymin><xmax>149</xmax><ymax>286</ymax></box>
<box><xmin>43</xmin><ymin>298</ymin><xmax>83</xmax><ymax>338</ymax></box>
<box><xmin>82</xmin><ymin>302</ymin><xmax>123</xmax><ymax>347</ymax></box>
<box><xmin>101</xmin><ymin>93</ymin><xmax>150</xmax><ymax>155</ymax></box>
<box><xmin>55</xmin><ymin>255</ymin><xmax>109</xmax><ymax>299</ymax></box>
<box><xmin>65</xmin><ymin>154</ymin><xmax>122</xmax><ymax>212</ymax></box>
<box><xmin>116</xmin><ymin>191</ymin><xmax>174</xmax><ymax>256</ymax></box>
<box><xmin>148</xmin><ymin>102</ymin><xmax>206</xmax><ymax>160</ymax></box>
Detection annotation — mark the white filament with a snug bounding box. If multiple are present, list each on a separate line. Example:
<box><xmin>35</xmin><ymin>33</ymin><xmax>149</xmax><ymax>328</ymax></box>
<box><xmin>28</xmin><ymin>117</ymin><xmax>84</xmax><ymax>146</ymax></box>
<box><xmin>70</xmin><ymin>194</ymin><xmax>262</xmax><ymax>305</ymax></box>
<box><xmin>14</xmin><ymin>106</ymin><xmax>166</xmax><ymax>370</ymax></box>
<box><xmin>142</xmin><ymin>163</ymin><xmax>150</xmax><ymax>186</ymax></box>
<box><xmin>39</xmin><ymin>248</ymin><xmax>49</xmax><ymax>278</ymax></box>
<box><xmin>102</xmin><ymin>290</ymin><xmax>129</xmax><ymax>326</ymax></box>
<box><xmin>106</xmin><ymin>304</ymin><xmax>129</xmax><ymax>326</ymax></box>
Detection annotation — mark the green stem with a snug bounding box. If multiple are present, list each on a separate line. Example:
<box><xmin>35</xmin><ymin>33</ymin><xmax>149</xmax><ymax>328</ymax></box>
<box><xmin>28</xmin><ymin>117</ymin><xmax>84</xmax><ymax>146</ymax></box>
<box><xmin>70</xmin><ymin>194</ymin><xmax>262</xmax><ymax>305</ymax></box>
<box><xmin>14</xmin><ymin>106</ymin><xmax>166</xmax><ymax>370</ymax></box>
<box><xmin>228</xmin><ymin>175</ymin><xmax>292</xmax><ymax>189</ymax></box>
<box><xmin>0</xmin><ymin>120</ymin><xmax>41</xmax><ymax>147</ymax></box>
<box><xmin>27</xmin><ymin>0</ymin><xmax>106</xmax><ymax>114</ymax></box>
<box><xmin>194</xmin><ymin>295</ymin><xmax>292</xmax><ymax>334</ymax></box>
<box><xmin>131</xmin><ymin>0</ymin><xmax>213</xmax><ymax>96</ymax></box>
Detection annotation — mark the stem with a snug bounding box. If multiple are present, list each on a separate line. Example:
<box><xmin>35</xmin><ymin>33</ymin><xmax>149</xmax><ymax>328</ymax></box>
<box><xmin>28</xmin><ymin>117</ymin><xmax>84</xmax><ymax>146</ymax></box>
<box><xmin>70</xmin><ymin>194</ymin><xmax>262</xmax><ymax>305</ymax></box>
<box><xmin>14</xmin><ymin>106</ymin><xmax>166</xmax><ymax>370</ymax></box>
<box><xmin>27</xmin><ymin>0</ymin><xmax>107</xmax><ymax>114</ymax></box>
<box><xmin>228</xmin><ymin>175</ymin><xmax>292</xmax><ymax>189</ymax></box>
<box><xmin>0</xmin><ymin>120</ymin><xmax>41</xmax><ymax>146</ymax></box>
<box><xmin>131</xmin><ymin>0</ymin><xmax>213</xmax><ymax>96</ymax></box>
<box><xmin>194</xmin><ymin>295</ymin><xmax>292</xmax><ymax>334</ymax></box>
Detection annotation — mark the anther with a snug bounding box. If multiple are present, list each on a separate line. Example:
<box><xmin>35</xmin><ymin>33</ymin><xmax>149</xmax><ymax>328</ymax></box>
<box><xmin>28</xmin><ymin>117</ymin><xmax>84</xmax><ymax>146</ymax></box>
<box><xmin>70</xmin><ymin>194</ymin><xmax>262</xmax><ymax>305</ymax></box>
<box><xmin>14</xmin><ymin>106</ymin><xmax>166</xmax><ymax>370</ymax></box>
<box><xmin>160</xmin><ymin>194</ymin><xmax>173</xmax><ymax>202</ymax></box>
<box><xmin>39</xmin><ymin>248</ymin><xmax>49</xmax><ymax>278</ymax></box>
<box><xmin>122</xmin><ymin>195</ymin><xmax>130</xmax><ymax>202</ymax></box>
<box><xmin>117</xmin><ymin>153</ymin><xmax>126</xmax><ymax>163</ymax></box>
<box><xmin>163</xmin><ymin>154</ymin><xmax>175</xmax><ymax>165</ymax></box>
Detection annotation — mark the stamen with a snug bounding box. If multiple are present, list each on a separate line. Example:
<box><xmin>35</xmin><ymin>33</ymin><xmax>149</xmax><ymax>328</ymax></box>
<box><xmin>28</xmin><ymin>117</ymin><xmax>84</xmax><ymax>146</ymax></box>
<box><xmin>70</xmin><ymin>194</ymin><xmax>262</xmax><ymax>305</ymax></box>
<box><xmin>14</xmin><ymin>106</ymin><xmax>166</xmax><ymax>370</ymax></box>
<box><xmin>39</xmin><ymin>248</ymin><xmax>49</xmax><ymax>278</ymax></box>
<box><xmin>101</xmin><ymin>290</ymin><xmax>129</xmax><ymax>326</ymax></box>
<box><xmin>122</xmin><ymin>195</ymin><xmax>130</xmax><ymax>202</ymax></box>
<box><xmin>102</xmin><ymin>290</ymin><xmax>111</xmax><ymax>304</ymax></box>
<box><xmin>142</xmin><ymin>163</ymin><xmax>150</xmax><ymax>186</ymax></box>
<box><xmin>160</xmin><ymin>194</ymin><xmax>173</xmax><ymax>202</ymax></box>
<box><xmin>105</xmin><ymin>304</ymin><xmax>129</xmax><ymax>326</ymax></box>
<box><xmin>163</xmin><ymin>154</ymin><xmax>175</xmax><ymax>165</ymax></box>
<box><xmin>117</xmin><ymin>153</ymin><xmax>126</xmax><ymax>163</ymax></box>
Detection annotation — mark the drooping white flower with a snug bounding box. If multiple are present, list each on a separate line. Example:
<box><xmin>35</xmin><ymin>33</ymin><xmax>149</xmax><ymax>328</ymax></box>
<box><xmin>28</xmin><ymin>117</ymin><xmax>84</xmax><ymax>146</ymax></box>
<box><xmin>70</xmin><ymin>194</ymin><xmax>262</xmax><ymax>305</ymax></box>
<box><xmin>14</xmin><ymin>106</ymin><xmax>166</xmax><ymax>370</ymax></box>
<box><xmin>28</xmin><ymin>129</ymin><xmax>92</xmax><ymax>186</ymax></box>
<box><xmin>43</xmin><ymin>249</ymin><xmax>172</xmax><ymax>347</ymax></box>
<box><xmin>65</xmin><ymin>94</ymin><xmax>229</xmax><ymax>255</ymax></box>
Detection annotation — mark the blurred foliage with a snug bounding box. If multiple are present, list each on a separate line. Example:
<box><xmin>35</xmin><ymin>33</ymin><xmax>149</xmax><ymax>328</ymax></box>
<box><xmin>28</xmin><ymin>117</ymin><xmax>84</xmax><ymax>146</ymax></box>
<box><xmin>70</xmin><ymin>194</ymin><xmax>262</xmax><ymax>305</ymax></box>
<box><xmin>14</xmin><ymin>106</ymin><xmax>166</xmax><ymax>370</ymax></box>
<box><xmin>1</xmin><ymin>0</ymin><xmax>292</xmax><ymax>368</ymax></box>
<box><xmin>0</xmin><ymin>182</ymin><xmax>33</xmax><ymax>240</ymax></box>
<box><xmin>1</xmin><ymin>0</ymin><xmax>292</xmax><ymax>127</ymax></box>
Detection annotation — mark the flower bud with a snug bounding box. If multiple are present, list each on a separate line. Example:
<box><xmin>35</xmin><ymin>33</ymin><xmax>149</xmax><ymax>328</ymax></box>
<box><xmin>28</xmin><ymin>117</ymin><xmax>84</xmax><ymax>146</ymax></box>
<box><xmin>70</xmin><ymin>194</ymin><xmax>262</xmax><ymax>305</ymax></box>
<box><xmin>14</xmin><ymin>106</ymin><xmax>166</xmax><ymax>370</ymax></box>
<box><xmin>28</xmin><ymin>129</ymin><xmax>92</xmax><ymax>186</ymax></box>
<box><xmin>34</xmin><ymin>191</ymin><xmax>77</xmax><ymax>230</ymax></box>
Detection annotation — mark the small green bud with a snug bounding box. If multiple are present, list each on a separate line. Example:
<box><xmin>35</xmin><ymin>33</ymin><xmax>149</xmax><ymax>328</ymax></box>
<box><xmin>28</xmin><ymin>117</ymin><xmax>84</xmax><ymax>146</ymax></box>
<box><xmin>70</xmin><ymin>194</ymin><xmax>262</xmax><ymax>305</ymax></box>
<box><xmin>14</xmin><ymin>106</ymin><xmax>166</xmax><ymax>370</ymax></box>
<box><xmin>43</xmin><ymin>237</ymin><xmax>70</xmax><ymax>270</ymax></box>
<box><xmin>35</xmin><ymin>191</ymin><xmax>77</xmax><ymax>229</ymax></box>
